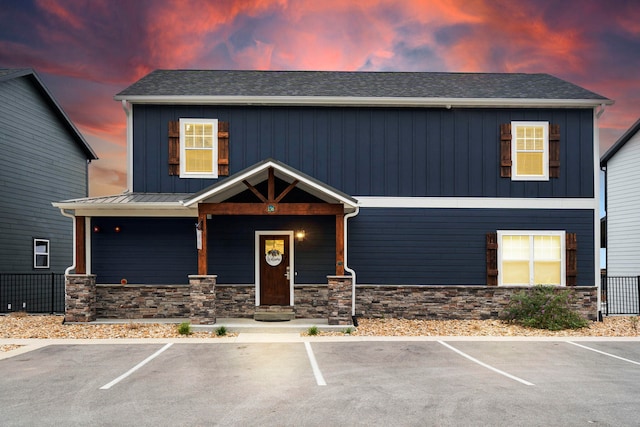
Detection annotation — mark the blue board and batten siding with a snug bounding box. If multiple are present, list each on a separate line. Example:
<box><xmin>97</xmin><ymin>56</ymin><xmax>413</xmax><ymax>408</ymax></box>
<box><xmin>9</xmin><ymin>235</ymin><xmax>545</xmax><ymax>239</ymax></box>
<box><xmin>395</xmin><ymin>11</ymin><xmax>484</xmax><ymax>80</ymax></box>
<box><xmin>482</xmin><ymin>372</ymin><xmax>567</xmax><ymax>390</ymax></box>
<box><xmin>90</xmin><ymin>209</ymin><xmax>594</xmax><ymax>286</ymax></box>
<box><xmin>350</xmin><ymin>208</ymin><xmax>594</xmax><ymax>286</ymax></box>
<box><xmin>91</xmin><ymin>216</ymin><xmax>336</xmax><ymax>285</ymax></box>
<box><xmin>114</xmin><ymin>104</ymin><xmax>597</xmax><ymax>287</ymax></box>
<box><xmin>0</xmin><ymin>75</ymin><xmax>89</xmax><ymax>273</ymax></box>
<box><xmin>132</xmin><ymin>105</ymin><xmax>594</xmax><ymax>198</ymax></box>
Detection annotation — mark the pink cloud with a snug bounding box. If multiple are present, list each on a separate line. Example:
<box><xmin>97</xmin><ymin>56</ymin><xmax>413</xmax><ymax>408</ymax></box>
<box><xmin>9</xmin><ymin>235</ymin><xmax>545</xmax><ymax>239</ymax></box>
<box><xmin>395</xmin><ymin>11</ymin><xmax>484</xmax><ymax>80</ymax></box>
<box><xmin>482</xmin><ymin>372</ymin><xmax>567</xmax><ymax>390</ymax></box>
<box><xmin>2</xmin><ymin>0</ymin><xmax>639</xmax><ymax>195</ymax></box>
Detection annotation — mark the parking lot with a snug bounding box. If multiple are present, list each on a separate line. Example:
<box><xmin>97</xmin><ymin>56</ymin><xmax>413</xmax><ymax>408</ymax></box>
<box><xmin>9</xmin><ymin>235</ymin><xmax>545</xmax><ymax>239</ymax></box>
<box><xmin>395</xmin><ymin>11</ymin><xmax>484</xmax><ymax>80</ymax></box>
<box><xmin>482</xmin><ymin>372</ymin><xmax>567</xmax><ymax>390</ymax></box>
<box><xmin>1</xmin><ymin>336</ymin><xmax>640</xmax><ymax>426</ymax></box>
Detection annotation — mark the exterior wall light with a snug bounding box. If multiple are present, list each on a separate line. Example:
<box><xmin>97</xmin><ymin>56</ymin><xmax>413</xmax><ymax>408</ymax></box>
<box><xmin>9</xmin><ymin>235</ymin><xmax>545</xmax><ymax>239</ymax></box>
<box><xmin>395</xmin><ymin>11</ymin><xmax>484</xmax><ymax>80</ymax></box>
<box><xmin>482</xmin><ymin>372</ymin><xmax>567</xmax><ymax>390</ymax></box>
<box><xmin>114</xmin><ymin>226</ymin><xmax>122</xmax><ymax>233</ymax></box>
<box><xmin>93</xmin><ymin>226</ymin><xmax>100</xmax><ymax>233</ymax></box>
<box><xmin>296</xmin><ymin>230</ymin><xmax>306</xmax><ymax>242</ymax></box>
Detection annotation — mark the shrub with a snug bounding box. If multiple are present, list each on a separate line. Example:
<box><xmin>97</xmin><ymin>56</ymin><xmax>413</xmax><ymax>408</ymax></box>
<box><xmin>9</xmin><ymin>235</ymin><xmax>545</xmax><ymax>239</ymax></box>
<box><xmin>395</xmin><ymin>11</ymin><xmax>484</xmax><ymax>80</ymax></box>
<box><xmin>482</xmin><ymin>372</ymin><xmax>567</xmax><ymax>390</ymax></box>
<box><xmin>502</xmin><ymin>285</ymin><xmax>589</xmax><ymax>331</ymax></box>
<box><xmin>177</xmin><ymin>322</ymin><xmax>192</xmax><ymax>335</ymax></box>
<box><xmin>215</xmin><ymin>326</ymin><xmax>227</xmax><ymax>336</ymax></box>
<box><xmin>342</xmin><ymin>327</ymin><xmax>354</xmax><ymax>335</ymax></box>
<box><xmin>307</xmin><ymin>325</ymin><xmax>319</xmax><ymax>336</ymax></box>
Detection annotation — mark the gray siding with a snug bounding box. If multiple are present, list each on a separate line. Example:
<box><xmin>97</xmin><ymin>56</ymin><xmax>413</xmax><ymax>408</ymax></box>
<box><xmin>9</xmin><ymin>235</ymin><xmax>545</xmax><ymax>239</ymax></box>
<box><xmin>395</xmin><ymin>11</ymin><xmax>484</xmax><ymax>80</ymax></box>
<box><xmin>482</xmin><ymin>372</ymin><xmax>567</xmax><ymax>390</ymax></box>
<box><xmin>0</xmin><ymin>76</ymin><xmax>88</xmax><ymax>273</ymax></box>
<box><xmin>133</xmin><ymin>105</ymin><xmax>595</xmax><ymax>198</ymax></box>
<box><xmin>605</xmin><ymin>129</ymin><xmax>640</xmax><ymax>276</ymax></box>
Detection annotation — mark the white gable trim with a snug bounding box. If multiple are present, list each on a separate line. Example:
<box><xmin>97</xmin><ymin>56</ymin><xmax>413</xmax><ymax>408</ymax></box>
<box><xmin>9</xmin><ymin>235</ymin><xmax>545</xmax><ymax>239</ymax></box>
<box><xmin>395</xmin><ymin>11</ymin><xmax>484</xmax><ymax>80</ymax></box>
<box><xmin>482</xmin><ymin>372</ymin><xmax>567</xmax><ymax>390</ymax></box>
<box><xmin>181</xmin><ymin>160</ymin><xmax>358</xmax><ymax>210</ymax></box>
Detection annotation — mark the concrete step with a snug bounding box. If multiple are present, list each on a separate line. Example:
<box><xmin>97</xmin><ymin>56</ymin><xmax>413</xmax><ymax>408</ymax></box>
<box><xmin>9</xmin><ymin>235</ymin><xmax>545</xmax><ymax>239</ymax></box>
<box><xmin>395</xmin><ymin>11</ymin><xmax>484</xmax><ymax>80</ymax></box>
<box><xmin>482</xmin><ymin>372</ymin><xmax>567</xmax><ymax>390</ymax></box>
<box><xmin>253</xmin><ymin>306</ymin><xmax>296</xmax><ymax>322</ymax></box>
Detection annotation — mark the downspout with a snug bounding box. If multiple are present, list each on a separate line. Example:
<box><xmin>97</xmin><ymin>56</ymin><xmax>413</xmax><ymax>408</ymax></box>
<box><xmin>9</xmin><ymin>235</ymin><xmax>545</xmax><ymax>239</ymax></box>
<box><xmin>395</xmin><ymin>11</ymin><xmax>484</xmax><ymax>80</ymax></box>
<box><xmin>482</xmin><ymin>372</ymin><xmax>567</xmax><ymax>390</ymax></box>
<box><xmin>343</xmin><ymin>206</ymin><xmax>360</xmax><ymax>320</ymax></box>
<box><xmin>594</xmin><ymin>103</ymin><xmax>607</xmax><ymax>321</ymax></box>
<box><xmin>59</xmin><ymin>209</ymin><xmax>76</xmax><ymax>275</ymax></box>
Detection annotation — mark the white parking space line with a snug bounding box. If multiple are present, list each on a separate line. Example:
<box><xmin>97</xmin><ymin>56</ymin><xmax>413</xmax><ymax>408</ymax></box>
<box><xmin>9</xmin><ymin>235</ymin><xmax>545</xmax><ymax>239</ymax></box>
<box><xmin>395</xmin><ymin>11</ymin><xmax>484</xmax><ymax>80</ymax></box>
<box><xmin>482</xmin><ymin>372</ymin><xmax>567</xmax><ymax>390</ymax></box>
<box><xmin>304</xmin><ymin>341</ymin><xmax>327</xmax><ymax>386</ymax></box>
<box><xmin>438</xmin><ymin>341</ymin><xmax>535</xmax><ymax>386</ymax></box>
<box><xmin>100</xmin><ymin>343</ymin><xmax>173</xmax><ymax>390</ymax></box>
<box><xmin>567</xmin><ymin>341</ymin><xmax>640</xmax><ymax>366</ymax></box>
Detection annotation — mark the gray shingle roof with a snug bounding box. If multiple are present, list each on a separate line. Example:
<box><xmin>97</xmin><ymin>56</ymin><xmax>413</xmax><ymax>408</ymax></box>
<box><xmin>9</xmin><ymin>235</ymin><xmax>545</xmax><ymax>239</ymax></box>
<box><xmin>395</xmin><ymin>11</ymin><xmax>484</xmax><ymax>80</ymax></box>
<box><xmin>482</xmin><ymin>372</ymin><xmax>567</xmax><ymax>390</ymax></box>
<box><xmin>115</xmin><ymin>70</ymin><xmax>610</xmax><ymax>103</ymax></box>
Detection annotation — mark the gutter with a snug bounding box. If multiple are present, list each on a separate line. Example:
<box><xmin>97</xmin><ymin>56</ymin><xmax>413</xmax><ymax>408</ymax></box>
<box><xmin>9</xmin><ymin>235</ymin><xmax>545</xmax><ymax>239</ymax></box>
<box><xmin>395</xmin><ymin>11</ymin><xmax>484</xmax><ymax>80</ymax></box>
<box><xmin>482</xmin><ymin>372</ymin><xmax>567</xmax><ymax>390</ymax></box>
<box><xmin>59</xmin><ymin>209</ymin><xmax>76</xmax><ymax>275</ymax></box>
<box><xmin>114</xmin><ymin>95</ymin><xmax>614</xmax><ymax>109</ymax></box>
<box><xmin>343</xmin><ymin>206</ymin><xmax>360</xmax><ymax>319</ymax></box>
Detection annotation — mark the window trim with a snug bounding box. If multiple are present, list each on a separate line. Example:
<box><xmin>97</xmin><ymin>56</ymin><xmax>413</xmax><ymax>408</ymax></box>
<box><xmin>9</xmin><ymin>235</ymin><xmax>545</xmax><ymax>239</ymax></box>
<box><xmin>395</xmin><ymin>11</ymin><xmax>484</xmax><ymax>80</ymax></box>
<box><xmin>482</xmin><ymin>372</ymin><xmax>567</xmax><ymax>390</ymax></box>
<box><xmin>179</xmin><ymin>118</ymin><xmax>219</xmax><ymax>179</ymax></box>
<box><xmin>33</xmin><ymin>238</ymin><xmax>50</xmax><ymax>269</ymax></box>
<box><xmin>510</xmin><ymin>121</ymin><xmax>549</xmax><ymax>181</ymax></box>
<box><xmin>497</xmin><ymin>230</ymin><xmax>565</xmax><ymax>286</ymax></box>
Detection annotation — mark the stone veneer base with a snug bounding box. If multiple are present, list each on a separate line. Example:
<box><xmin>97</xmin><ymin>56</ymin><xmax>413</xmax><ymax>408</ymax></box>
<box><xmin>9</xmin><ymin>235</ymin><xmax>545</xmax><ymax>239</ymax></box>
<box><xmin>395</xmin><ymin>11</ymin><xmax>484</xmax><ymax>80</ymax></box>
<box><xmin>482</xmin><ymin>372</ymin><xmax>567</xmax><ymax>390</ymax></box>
<box><xmin>88</xmin><ymin>283</ymin><xmax>598</xmax><ymax>323</ymax></box>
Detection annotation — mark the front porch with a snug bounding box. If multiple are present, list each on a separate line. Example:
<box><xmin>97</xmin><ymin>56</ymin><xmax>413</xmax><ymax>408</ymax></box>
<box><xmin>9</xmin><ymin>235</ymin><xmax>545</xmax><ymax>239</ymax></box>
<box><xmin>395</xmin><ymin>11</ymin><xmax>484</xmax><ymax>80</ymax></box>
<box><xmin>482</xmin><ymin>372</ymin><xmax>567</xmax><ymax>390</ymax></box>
<box><xmin>65</xmin><ymin>274</ymin><xmax>354</xmax><ymax>325</ymax></box>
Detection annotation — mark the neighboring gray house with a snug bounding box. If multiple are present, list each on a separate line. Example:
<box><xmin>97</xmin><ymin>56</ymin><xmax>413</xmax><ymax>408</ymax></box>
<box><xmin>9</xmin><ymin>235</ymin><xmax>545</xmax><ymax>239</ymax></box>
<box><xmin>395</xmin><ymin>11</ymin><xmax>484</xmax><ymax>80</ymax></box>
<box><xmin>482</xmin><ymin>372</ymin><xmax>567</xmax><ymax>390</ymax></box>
<box><xmin>0</xmin><ymin>68</ymin><xmax>97</xmax><ymax>274</ymax></box>
<box><xmin>600</xmin><ymin>117</ymin><xmax>640</xmax><ymax>276</ymax></box>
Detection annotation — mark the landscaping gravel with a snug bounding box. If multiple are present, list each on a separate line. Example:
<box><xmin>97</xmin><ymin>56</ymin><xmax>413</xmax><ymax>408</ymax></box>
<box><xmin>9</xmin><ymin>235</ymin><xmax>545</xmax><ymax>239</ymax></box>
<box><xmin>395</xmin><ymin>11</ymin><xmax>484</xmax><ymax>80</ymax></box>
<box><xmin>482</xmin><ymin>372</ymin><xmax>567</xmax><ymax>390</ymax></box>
<box><xmin>1</xmin><ymin>314</ymin><xmax>639</xmax><ymax>352</ymax></box>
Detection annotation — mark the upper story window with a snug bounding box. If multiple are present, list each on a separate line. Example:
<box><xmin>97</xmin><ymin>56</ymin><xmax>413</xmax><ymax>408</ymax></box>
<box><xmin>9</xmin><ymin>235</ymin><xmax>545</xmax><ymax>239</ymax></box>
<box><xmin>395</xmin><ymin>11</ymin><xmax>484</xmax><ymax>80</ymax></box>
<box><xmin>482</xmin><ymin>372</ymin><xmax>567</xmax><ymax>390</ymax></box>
<box><xmin>500</xmin><ymin>121</ymin><xmax>560</xmax><ymax>180</ymax></box>
<box><xmin>179</xmin><ymin>118</ymin><xmax>218</xmax><ymax>179</ymax></box>
<box><xmin>511</xmin><ymin>122</ymin><xmax>549</xmax><ymax>180</ymax></box>
<box><xmin>34</xmin><ymin>239</ymin><xmax>50</xmax><ymax>269</ymax></box>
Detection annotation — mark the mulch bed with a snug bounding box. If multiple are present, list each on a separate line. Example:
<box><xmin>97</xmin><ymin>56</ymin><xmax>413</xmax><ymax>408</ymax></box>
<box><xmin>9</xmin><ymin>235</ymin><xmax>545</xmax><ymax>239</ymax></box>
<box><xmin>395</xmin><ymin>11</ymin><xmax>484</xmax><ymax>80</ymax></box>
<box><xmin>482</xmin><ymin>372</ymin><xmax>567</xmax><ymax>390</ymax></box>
<box><xmin>1</xmin><ymin>314</ymin><xmax>638</xmax><ymax>352</ymax></box>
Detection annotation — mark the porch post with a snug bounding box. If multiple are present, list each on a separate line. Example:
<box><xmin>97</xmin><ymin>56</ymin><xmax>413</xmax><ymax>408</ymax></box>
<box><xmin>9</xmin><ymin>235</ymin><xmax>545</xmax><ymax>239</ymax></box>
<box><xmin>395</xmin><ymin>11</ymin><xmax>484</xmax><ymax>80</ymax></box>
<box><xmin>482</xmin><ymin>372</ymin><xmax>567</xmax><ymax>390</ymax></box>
<box><xmin>197</xmin><ymin>212</ymin><xmax>207</xmax><ymax>275</ymax></box>
<box><xmin>327</xmin><ymin>275</ymin><xmax>352</xmax><ymax>325</ymax></box>
<box><xmin>189</xmin><ymin>275</ymin><xmax>217</xmax><ymax>324</ymax></box>
<box><xmin>75</xmin><ymin>216</ymin><xmax>86</xmax><ymax>274</ymax></box>
<box><xmin>335</xmin><ymin>214</ymin><xmax>345</xmax><ymax>275</ymax></box>
<box><xmin>65</xmin><ymin>274</ymin><xmax>96</xmax><ymax>322</ymax></box>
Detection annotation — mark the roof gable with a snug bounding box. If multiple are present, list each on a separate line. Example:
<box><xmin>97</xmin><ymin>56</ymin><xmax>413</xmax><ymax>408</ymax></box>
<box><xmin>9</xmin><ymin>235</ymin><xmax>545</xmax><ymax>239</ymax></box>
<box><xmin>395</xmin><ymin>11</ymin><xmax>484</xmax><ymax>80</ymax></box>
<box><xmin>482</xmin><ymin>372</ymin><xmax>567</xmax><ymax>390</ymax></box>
<box><xmin>0</xmin><ymin>68</ymin><xmax>98</xmax><ymax>160</ymax></box>
<box><xmin>183</xmin><ymin>158</ymin><xmax>358</xmax><ymax>212</ymax></box>
<box><xmin>115</xmin><ymin>70</ymin><xmax>611</xmax><ymax>108</ymax></box>
<box><xmin>601</xmin><ymin>117</ymin><xmax>640</xmax><ymax>165</ymax></box>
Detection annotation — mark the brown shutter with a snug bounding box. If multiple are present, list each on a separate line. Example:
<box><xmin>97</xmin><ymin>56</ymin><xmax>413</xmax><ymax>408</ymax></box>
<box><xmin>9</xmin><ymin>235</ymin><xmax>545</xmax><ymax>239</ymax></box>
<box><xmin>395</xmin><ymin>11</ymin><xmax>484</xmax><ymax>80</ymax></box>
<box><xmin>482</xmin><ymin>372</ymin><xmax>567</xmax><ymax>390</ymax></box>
<box><xmin>566</xmin><ymin>232</ymin><xmax>577</xmax><ymax>286</ymax></box>
<box><xmin>500</xmin><ymin>123</ymin><xmax>512</xmax><ymax>178</ymax></box>
<box><xmin>486</xmin><ymin>232</ymin><xmax>498</xmax><ymax>286</ymax></box>
<box><xmin>168</xmin><ymin>120</ymin><xmax>180</xmax><ymax>176</ymax></box>
<box><xmin>549</xmin><ymin>124</ymin><xmax>560</xmax><ymax>178</ymax></box>
<box><xmin>218</xmin><ymin>121</ymin><xmax>229</xmax><ymax>176</ymax></box>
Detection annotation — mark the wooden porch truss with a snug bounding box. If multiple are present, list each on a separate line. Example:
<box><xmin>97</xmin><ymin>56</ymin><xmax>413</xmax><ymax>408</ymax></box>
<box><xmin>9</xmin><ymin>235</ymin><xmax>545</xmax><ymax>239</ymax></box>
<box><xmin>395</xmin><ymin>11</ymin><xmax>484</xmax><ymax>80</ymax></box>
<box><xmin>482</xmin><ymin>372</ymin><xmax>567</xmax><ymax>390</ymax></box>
<box><xmin>197</xmin><ymin>167</ymin><xmax>346</xmax><ymax>276</ymax></box>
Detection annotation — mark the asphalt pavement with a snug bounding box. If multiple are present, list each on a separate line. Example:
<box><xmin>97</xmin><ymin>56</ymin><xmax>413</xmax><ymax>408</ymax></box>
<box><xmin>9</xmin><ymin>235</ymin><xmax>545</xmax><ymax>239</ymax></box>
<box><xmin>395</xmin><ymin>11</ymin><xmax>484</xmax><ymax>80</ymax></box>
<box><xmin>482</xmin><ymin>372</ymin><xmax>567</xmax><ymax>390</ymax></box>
<box><xmin>1</xmin><ymin>335</ymin><xmax>639</xmax><ymax>426</ymax></box>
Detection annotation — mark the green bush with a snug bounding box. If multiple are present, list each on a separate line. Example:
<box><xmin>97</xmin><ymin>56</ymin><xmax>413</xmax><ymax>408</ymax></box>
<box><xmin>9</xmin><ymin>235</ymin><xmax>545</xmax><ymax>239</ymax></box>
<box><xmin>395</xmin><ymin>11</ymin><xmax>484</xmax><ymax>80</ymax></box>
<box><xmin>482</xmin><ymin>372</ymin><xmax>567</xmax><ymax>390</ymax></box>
<box><xmin>307</xmin><ymin>325</ymin><xmax>319</xmax><ymax>336</ymax></box>
<box><xmin>177</xmin><ymin>322</ymin><xmax>192</xmax><ymax>335</ymax></box>
<box><xmin>502</xmin><ymin>285</ymin><xmax>589</xmax><ymax>331</ymax></box>
<box><xmin>215</xmin><ymin>326</ymin><xmax>227</xmax><ymax>336</ymax></box>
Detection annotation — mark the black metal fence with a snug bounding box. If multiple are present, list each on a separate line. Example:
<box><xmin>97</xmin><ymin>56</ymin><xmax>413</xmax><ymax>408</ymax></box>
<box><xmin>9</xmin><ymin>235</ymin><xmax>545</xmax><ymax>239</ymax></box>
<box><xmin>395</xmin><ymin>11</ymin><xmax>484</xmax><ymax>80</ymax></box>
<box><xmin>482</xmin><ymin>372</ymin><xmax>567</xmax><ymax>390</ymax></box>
<box><xmin>601</xmin><ymin>275</ymin><xmax>640</xmax><ymax>316</ymax></box>
<box><xmin>0</xmin><ymin>273</ymin><xmax>65</xmax><ymax>314</ymax></box>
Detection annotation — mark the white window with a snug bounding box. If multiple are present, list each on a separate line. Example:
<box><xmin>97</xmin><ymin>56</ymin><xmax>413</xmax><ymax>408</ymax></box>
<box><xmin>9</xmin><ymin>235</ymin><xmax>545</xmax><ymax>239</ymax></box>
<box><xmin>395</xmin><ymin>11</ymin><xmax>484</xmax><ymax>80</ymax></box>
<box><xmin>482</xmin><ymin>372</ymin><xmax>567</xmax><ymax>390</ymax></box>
<box><xmin>179</xmin><ymin>118</ymin><xmax>218</xmax><ymax>178</ymax></box>
<box><xmin>34</xmin><ymin>239</ymin><xmax>50</xmax><ymax>269</ymax></box>
<box><xmin>511</xmin><ymin>121</ymin><xmax>549</xmax><ymax>181</ymax></box>
<box><xmin>498</xmin><ymin>231</ymin><xmax>565</xmax><ymax>286</ymax></box>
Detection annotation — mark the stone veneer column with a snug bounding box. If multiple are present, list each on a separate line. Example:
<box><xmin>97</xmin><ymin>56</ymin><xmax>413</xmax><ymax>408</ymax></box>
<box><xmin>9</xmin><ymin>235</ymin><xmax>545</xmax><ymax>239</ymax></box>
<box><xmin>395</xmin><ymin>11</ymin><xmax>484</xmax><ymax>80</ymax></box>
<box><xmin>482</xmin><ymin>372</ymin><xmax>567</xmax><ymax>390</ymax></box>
<box><xmin>189</xmin><ymin>275</ymin><xmax>217</xmax><ymax>325</ymax></box>
<box><xmin>327</xmin><ymin>275</ymin><xmax>353</xmax><ymax>325</ymax></box>
<box><xmin>65</xmin><ymin>274</ymin><xmax>97</xmax><ymax>322</ymax></box>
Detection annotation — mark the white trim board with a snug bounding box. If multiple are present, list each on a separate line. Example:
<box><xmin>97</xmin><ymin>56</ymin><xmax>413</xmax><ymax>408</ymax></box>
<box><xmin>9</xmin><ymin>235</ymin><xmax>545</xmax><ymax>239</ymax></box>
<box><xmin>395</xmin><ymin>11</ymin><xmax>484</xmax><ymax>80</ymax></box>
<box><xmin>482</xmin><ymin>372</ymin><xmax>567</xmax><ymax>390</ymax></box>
<box><xmin>355</xmin><ymin>197</ymin><xmax>597</xmax><ymax>210</ymax></box>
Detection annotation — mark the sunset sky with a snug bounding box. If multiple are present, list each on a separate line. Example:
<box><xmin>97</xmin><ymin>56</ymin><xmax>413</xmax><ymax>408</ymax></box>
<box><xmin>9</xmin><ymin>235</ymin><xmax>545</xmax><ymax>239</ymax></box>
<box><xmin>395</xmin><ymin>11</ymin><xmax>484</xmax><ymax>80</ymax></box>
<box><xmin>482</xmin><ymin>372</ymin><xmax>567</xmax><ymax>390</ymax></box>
<box><xmin>1</xmin><ymin>0</ymin><xmax>639</xmax><ymax>197</ymax></box>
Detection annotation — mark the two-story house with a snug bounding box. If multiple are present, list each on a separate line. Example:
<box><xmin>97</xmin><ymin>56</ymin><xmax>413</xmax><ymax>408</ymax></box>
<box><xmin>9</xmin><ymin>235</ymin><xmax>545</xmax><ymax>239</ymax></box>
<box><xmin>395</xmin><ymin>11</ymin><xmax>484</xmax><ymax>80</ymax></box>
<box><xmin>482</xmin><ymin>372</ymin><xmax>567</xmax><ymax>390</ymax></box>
<box><xmin>1</xmin><ymin>68</ymin><xmax>97</xmax><ymax>312</ymax></box>
<box><xmin>54</xmin><ymin>70</ymin><xmax>610</xmax><ymax>324</ymax></box>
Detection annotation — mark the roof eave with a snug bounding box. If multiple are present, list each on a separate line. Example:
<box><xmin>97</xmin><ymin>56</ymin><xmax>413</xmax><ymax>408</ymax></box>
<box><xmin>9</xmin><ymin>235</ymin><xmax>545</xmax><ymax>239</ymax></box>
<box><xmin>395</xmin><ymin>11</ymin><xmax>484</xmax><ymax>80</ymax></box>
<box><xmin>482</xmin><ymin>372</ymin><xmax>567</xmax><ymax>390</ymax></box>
<box><xmin>114</xmin><ymin>95</ymin><xmax>613</xmax><ymax>108</ymax></box>
<box><xmin>600</xmin><ymin>117</ymin><xmax>640</xmax><ymax>165</ymax></box>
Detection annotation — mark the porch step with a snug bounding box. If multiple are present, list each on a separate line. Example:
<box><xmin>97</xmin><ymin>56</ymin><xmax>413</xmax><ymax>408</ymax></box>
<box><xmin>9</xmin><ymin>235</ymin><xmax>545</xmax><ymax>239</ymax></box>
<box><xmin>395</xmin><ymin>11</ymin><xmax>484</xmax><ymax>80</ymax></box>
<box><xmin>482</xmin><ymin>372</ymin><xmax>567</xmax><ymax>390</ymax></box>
<box><xmin>254</xmin><ymin>306</ymin><xmax>296</xmax><ymax>322</ymax></box>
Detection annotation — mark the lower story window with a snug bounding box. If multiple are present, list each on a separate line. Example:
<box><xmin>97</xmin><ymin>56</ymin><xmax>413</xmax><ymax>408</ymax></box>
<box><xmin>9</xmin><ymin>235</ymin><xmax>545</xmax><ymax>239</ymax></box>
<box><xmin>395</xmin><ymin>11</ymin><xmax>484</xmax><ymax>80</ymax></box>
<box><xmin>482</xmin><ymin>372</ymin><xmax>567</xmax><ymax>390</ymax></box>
<box><xmin>498</xmin><ymin>231</ymin><xmax>565</xmax><ymax>286</ymax></box>
<box><xmin>34</xmin><ymin>239</ymin><xmax>50</xmax><ymax>269</ymax></box>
